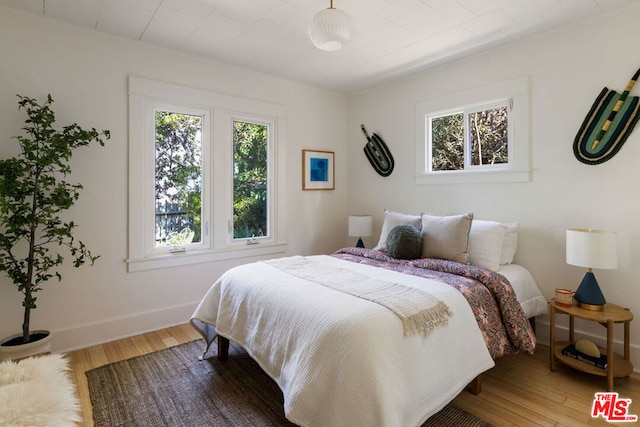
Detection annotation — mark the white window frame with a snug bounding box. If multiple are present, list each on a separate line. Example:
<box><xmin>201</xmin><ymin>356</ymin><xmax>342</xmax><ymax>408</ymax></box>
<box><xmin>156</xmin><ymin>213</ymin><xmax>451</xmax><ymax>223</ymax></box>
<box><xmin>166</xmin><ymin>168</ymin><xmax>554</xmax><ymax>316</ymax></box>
<box><xmin>416</xmin><ymin>76</ymin><xmax>531</xmax><ymax>184</ymax></box>
<box><xmin>427</xmin><ymin>98</ymin><xmax>512</xmax><ymax>173</ymax></box>
<box><xmin>128</xmin><ymin>77</ymin><xmax>287</xmax><ymax>272</ymax></box>
<box><xmin>149</xmin><ymin>103</ymin><xmax>211</xmax><ymax>255</ymax></box>
<box><xmin>228</xmin><ymin>113</ymin><xmax>276</xmax><ymax>245</ymax></box>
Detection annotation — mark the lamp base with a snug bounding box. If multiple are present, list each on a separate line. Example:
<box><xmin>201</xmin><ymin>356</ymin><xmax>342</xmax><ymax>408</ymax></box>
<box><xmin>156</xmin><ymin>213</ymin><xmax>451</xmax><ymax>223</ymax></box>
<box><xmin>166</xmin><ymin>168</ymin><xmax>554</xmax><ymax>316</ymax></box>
<box><xmin>574</xmin><ymin>271</ymin><xmax>606</xmax><ymax>311</ymax></box>
<box><xmin>355</xmin><ymin>238</ymin><xmax>364</xmax><ymax>248</ymax></box>
<box><xmin>577</xmin><ymin>301</ymin><xmax>605</xmax><ymax>311</ymax></box>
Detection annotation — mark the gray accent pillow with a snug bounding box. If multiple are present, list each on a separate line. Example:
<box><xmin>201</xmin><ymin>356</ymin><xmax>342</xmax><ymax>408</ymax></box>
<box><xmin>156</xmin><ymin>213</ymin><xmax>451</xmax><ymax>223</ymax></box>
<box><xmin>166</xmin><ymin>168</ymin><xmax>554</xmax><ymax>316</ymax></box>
<box><xmin>421</xmin><ymin>212</ymin><xmax>474</xmax><ymax>264</ymax></box>
<box><xmin>374</xmin><ymin>209</ymin><xmax>421</xmax><ymax>252</ymax></box>
<box><xmin>386</xmin><ymin>225</ymin><xmax>423</xmax><ymax>260</ymax></box>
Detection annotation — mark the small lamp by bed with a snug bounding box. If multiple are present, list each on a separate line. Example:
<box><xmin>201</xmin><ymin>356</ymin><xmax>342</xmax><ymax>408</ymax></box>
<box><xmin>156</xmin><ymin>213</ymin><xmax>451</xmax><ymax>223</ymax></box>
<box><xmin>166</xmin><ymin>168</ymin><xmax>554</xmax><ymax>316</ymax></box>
<box><xmin>349</xmin><ymin>215</ymin><xmax>372</xmax><ymax>248</ymax></box>
<box><xmin>566</xmin><ymin>228</ymin><xmax>617</xmax><ymax>311</ymax></box>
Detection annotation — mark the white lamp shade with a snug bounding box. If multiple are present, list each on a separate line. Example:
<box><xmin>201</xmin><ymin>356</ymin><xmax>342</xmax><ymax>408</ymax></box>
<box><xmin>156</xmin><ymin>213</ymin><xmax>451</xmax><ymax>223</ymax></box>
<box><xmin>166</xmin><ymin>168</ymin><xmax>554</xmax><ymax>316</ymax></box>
<box><xmin>349</xmin><ymin>215</ymin><xmax>372</xmax><ymax>237</ymax></box>
<box><xmin>308</xmin><ymin>7</ymin><xmax>354</xmax><ymax>51</ymax></box>
<box><xmin>566</xmin><ymin>228</ymin><xmax>618</xmax><ymax>270</ymax></box>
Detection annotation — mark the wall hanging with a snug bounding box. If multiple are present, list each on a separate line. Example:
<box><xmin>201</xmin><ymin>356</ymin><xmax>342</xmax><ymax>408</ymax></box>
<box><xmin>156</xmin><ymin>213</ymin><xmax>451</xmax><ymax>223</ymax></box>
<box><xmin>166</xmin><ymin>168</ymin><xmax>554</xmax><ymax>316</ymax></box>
<box><xmin>360</xmin><ymin>124</ymin><xmax>394</xmax><ymax>176</ymax></box>
<box><xmin>574</xmin><ymin>67</ymin><xmax>640</xmax><ymax>165</ymax></box>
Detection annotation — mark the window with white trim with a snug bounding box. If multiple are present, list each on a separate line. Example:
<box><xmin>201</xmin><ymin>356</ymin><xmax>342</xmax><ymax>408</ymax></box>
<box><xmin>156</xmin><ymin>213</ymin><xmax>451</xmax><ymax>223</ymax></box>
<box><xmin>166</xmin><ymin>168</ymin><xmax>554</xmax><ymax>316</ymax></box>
<box><xmin>416</xmin><ymin>76</ymin><xmax>531</xmax><ymax>184</ymax></box>
<box><xmin>153</xmin><ymin>106</ymin><xmax>210</xmax><ymax>254</ymax></box>
<box><xmin>429</xmin><ymin>99</ymin><xmax>510</xmax><ymax>172</ymax></box>
<box><xmin>128</xmin><ymin>77</ymin><xmax>287</xmax><ymax>271</ymax></box>
<box><xmin>232</xmin><ymin>117</ymin><xmax>271</xmax><ymax>242</ymax></box>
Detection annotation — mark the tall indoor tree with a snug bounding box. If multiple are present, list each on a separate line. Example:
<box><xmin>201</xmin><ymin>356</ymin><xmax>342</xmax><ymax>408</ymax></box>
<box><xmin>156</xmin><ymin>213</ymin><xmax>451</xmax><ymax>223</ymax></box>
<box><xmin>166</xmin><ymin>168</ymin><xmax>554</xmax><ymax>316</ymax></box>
<box><xmin>0</xmin><ymin>95</ymin><xmax>109</xmax><ymax>345</ymax></box>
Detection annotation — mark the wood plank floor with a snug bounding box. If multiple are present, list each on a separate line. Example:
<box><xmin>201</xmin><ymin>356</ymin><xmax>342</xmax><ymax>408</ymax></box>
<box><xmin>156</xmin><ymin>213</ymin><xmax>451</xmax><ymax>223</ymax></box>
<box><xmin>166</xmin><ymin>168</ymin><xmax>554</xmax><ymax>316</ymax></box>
<box><xmin>65</xmin><ymin>324</ymin><xmax>640</xmax><ymax>427</ymax></box>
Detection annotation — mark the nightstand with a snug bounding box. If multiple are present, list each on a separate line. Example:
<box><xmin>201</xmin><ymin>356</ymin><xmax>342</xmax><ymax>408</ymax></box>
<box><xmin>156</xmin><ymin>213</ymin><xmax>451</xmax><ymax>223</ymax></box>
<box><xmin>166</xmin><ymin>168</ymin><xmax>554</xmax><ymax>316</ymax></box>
<box><xmin>549</xmin><ymin>298</ymin><xmax>633</xmax><ymax>391</ymax></box>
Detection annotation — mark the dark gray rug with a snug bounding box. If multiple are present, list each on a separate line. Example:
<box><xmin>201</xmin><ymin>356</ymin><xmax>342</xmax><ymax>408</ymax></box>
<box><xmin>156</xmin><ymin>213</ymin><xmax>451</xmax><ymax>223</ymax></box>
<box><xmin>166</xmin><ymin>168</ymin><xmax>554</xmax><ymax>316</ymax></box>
<box><xmin>86</xmin><ymin>339</ymin><xmax>491</xmax><ymax>427</ymax></box>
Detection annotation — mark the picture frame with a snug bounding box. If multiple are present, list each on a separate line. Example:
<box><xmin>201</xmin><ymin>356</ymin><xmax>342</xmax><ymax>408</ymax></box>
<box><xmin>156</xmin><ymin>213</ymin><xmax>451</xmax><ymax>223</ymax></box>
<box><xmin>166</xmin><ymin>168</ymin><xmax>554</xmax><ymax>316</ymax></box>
<box><xmin>302</xmin><ymin>149</ymin><xmax>335</xmax><ymax>190</ymax></box>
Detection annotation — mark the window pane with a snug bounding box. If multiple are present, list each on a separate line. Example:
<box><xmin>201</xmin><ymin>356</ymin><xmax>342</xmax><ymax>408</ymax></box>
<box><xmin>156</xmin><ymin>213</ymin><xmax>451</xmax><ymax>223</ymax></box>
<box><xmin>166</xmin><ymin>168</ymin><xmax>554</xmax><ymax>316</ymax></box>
<box><xmin>431</xmin><ymin>113</ymin><xmax>464</xmax><ymax>171</ymax></box>
<box><xmin>469</xmin><ymin>107</ymin><xmax>508</xmax><ymax>166</ymax></box>
<box><xmin>233</xmin><ymin>121</ymin><xmax>268</xmax><ymax>239</ymax></box>
<box><xmin>154</xmin><ymin>111</ymin><xmax>203</xmax><ymax>247</ymax></box>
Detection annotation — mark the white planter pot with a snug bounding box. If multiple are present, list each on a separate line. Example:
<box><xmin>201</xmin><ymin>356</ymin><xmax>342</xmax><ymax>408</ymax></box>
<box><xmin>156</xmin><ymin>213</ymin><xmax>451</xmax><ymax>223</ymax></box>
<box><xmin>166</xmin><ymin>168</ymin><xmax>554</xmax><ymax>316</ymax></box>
<box><xmin>0</xmin><ymin>330</ymin><xmax>52</xmax><ymax>361</ymax></box>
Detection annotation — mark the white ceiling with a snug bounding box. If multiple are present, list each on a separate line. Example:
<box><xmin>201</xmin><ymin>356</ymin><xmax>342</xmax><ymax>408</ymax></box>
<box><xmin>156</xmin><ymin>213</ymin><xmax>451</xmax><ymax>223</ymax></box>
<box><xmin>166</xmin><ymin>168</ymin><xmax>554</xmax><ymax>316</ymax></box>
<box><xmin>1</xmin><ymin>0</ymin><xmax>636</xmax><ymax>94</ymax></box>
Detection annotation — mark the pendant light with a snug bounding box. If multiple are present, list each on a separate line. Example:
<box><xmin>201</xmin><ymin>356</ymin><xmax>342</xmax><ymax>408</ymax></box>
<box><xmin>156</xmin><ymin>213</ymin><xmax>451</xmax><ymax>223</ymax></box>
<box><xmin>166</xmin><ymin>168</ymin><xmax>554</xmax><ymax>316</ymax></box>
<box><xmin>308</xmin><ymin>0</ymin><xmax>354</xmax><ymax>51</ymax></box>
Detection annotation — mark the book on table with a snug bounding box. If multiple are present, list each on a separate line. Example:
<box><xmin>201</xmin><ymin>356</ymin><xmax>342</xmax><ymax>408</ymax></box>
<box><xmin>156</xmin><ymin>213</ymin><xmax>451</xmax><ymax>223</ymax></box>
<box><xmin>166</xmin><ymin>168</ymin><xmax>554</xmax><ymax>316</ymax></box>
<box><xmin>561</xmin><ymin>343</ymin><xmax>607</xmax><ymax>369</ymax></box>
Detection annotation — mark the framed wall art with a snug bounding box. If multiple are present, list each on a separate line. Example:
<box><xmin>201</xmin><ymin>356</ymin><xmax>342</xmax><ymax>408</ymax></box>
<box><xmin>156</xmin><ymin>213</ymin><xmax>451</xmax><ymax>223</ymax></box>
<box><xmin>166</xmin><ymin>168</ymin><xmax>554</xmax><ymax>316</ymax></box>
<box><xmin>302</xmin><ymin>149</ymin><xmax>335</xmax><ymax>190</ymax></box>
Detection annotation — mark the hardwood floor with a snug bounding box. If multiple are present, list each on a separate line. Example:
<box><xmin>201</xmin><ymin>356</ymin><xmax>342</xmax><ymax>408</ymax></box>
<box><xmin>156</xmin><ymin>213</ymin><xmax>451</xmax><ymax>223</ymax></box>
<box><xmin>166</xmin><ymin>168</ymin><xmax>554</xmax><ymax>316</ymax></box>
<box><xmin>65</xmin><ymin>324</ymin><xmax>640</xmax><ymax>427</ymax></box>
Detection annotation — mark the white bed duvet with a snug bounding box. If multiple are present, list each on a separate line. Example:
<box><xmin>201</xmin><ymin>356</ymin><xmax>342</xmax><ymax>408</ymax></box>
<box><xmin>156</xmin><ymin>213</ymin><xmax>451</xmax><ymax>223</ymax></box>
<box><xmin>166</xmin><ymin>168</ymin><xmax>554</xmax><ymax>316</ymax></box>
<box><xmin>191</xmin><ymin>255</ymin><xmax>495</xmax><ymax>427</ymax></box>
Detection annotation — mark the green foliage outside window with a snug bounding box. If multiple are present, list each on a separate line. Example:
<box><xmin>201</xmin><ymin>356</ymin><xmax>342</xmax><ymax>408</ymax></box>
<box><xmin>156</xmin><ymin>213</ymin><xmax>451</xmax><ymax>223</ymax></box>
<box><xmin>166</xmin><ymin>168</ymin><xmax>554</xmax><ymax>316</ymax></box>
<box><xmin>154</xmin><ymin>111</ymin><xmax>202</xmax><ymax>246</ymax></box>
<box><xmin>233</xmin><ymin>121</ymin><xmax>267</xmax><ymax>239</ymax></box>
<box><xmin>153</xmin><ymin>114</ymin><xmax>268</xmax><ymax>244</ymax></box>
<box><xmin>430</xmin><ymin>106</ymin><xmax>508</xmax><ymax>171</ymax></box>
<box><xmin>469</xmin><ymin>107</ymin><xmax>508</xmax><ymax>166</ymax></box>
<box><xmin>431</xmin><ymin>113</ymin><xmax>464</xmax><ymax>171</ymax></box>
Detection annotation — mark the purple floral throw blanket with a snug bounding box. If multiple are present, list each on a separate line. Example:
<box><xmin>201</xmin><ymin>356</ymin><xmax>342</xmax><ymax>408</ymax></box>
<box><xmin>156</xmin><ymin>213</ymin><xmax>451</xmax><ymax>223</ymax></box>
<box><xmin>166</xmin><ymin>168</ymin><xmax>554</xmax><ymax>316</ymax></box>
<box><xmin>333</xmin><ymin>247</ymin><xmax>537</xmax><ymax>358</ymax></box>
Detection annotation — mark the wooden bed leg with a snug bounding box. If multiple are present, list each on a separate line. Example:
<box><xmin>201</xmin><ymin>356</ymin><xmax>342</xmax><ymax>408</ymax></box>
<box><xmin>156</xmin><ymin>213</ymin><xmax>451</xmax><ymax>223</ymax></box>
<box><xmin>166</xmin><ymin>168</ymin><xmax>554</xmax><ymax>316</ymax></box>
<box><xmin>217</xmin><ymin>335</ymin><xmax>229</xmax><ymax>361</ymax></box>
<box><xmin>469</xmin><ymin>374</ymin><xmax>482</xmax><ymax>395</ymax></box>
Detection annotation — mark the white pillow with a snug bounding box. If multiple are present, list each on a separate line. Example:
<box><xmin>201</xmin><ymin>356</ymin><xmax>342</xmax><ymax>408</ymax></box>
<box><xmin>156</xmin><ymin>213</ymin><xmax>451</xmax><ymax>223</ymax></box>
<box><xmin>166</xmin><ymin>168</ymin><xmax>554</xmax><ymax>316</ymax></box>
<box><xmin>421</xmin><ymin>212</ymin><xmax>473</xmax><ymax>264</ymax></box>
<box><xmin>500</xmin><ymin>222</ymin><xmax>519</xmax><ymax>265</ymax></box>
<box><xmin>374</xmin><ymin>209</ymin><xmax>421</xmax><ymax>252</ymax></box>
<box><xmin>468</xmin><ymin>220</ymin><xmax>507</xmax><ymax>271</ymax></box>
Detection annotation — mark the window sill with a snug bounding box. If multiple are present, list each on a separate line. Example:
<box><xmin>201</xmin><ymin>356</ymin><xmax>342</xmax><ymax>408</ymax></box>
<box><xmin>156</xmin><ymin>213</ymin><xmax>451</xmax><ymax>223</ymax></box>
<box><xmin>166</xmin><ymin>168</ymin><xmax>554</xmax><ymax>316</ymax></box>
<box><xmin>126</xmin><ymin>242</ymin><xmax>288</xmax><ymax>272</ymax></box>
<box><xmin>415</xmin><ymin>169</ymin><xmax>531</xmax><ymax>185</ymax></box>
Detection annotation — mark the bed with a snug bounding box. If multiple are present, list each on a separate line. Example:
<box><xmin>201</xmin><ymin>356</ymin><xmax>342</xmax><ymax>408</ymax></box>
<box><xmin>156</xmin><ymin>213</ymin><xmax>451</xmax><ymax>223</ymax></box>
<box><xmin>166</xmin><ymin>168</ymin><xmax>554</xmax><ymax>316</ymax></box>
<box><xmin>191</xmin><ymin>213</ymin><xmax>547</xmax><ymax>427</ymax></box>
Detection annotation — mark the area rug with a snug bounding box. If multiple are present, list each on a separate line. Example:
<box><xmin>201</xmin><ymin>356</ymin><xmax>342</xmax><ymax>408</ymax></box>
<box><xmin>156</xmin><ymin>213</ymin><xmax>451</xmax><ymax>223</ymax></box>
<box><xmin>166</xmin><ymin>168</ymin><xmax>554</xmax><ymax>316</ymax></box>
<box><xmin>0</xmin><ymin>354</ymin><xmax>81</xmax><ymax>427</ymax></box>
<box><xmin>87</xmin><ymin>339</ymin><xmax>491</xmax><ymax>427</ymax></box>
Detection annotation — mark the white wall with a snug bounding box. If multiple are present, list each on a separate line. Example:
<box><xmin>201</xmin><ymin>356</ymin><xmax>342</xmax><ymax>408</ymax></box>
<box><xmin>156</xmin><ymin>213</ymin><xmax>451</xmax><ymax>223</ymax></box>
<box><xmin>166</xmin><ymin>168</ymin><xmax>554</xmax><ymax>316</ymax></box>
<box><xmin>347</xmin><ymin>3</ymin><xmax>640</xmax><ymax>371</ymax></box>
<box><xmin>0</xmin><ymin>8</ymin><xmax>348</xmax><ymax>351</ymax></box>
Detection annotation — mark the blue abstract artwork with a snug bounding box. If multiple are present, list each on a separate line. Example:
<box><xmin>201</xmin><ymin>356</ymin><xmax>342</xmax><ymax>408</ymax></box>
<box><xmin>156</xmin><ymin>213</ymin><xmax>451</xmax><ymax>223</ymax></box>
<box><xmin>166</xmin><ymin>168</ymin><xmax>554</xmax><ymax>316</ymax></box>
<box><xmin>310</xmin><ymin>157</ymin><xmax>329</xmax><ymax>182</ymax></box>
<box><xmin>303</xmin><ymin>149</ymin><xmax>334</xmax><ymax>190</ymax></box>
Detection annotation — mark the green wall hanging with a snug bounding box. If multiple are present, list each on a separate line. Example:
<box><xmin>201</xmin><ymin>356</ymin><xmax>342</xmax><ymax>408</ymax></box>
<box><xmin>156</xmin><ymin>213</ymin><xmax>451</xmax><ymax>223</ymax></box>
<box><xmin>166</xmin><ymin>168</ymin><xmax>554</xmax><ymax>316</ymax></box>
<box><xmin>574</xmin><ymin>67</ymin><xmax>640</xmax><ymax>165</ymax></box>
<box><xmin>360</xmin><ymin>124</ymin><xmax>394</xmax><ymax>177</ymax></box>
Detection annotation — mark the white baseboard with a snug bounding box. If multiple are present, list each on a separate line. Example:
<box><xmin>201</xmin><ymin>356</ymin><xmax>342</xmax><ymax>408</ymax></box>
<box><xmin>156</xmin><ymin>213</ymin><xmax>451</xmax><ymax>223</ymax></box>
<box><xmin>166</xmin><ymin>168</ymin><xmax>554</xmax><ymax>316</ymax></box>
<box><xmin>51</xmin><ymin>302</ymin><xmax>199</xmax><ymax>353</ymax></box>
<box><xmin>535</xmin><ymin>318</ymin><xmax>640</xmax><ymax>374</ymax></box>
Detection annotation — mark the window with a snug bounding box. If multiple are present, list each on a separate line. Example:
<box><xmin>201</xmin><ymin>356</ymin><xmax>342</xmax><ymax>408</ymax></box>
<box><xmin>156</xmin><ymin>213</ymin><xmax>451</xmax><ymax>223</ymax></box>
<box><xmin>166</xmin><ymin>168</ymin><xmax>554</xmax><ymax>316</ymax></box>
<box><xmin>128</xmin><ymin>77</ymin><xmax>287</xmax><ymax>271</ymax></box>
<box><xmin>154</xmin><ymin>109</ymin><xmax>207</xmax><ymax>252</ymax></box>
<box><xmin>429</xmin><ymin>100</ymin><xmax>510</xmax><ymax>172</ymax></box>
<box><xmin>416</xmin><ymin>76</ymin><xmax>531</xmax><ymax>184</ymax></box>
<box><xmin>233</xmin><ymin>119</ymin><xmax>269</xmax><ymax>241</ymax></box>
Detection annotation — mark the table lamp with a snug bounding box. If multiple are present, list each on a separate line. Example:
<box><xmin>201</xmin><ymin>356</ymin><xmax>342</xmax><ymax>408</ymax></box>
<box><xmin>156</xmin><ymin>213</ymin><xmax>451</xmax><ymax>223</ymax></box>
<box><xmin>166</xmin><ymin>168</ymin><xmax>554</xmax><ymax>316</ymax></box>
<box><xmin>565</xmin><ymin>228</ymin><xmax>617</xmax><ymax>311</ymax></box>
<box><xmin>348</xmin><ymin>215</ymin><xmax>372</xmax><ymax>248</ymax></box>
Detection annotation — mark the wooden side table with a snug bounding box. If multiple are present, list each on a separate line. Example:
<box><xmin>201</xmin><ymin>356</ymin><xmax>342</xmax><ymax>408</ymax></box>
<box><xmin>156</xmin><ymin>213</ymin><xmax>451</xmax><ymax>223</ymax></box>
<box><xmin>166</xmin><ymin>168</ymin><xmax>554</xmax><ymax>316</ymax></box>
<box><xmin>549</xmin><ymin>298</ymin><xmax>633</xmax><ymax>391</ymax></box>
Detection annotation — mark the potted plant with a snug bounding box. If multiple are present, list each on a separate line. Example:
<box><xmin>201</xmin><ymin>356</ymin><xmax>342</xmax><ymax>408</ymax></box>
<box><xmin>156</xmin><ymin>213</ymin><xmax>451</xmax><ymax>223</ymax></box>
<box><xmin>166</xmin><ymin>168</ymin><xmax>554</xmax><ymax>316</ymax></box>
<box><xmin>0</xmin><ymin>94</ymin><xmax>109</xmax><ymax>360</ymax></box>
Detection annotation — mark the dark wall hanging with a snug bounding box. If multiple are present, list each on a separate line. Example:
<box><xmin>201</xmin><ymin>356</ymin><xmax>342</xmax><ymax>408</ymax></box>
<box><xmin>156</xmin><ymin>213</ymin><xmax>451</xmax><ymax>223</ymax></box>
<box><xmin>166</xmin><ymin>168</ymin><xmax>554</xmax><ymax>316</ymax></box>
<box><xmin>574</xmin><ymin>67</ymin><xmax>640</xmax><ymax>165</ymax></box>
<box><xmin>360</xmin><ymin>124</ymin><xmax>394</xmax><ymax>176</ymax></box>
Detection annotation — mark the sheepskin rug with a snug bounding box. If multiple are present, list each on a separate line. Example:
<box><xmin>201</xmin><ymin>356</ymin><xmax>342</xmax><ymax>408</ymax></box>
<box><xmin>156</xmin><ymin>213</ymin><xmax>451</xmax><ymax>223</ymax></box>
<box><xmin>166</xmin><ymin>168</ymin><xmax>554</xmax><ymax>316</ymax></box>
<box><xmin>0</xmin><ymin>354</ymin><xmax>81</xmax><ymax>426</ymax></box>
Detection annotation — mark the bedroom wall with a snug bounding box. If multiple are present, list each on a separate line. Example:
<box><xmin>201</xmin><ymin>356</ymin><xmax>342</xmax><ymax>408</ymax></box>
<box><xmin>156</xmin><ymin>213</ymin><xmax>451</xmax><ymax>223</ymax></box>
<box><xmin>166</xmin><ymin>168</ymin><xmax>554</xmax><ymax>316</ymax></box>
<box><xmin>346</xmin><ymin>3</ymin><xmax>640</xmax><ymax>372</ymax></box>
<box><xmin>0</xmin><ymin>8</ymin><xmax>348</xmax><ymax>351</ymax></box>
